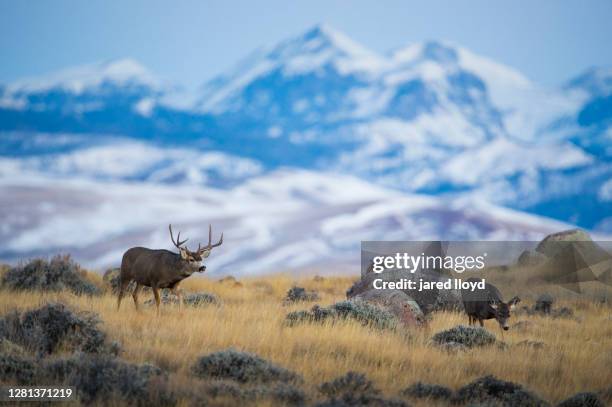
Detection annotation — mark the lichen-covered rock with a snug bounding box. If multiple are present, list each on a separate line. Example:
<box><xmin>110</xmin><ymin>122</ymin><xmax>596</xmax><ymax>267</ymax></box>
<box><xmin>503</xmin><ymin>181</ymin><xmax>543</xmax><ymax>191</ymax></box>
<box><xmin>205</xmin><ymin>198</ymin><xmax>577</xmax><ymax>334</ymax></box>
<box><xmin>353</xmin><ymin>289</ymin><xmax>424</xmax><ymax>327</ymax></box>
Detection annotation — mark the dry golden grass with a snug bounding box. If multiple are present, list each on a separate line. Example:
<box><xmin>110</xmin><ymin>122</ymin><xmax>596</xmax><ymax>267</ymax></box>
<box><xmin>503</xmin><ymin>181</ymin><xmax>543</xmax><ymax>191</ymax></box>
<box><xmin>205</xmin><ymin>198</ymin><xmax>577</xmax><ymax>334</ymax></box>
<box><xmin>0</xmin><ymin>273</ymin><xmax>611</xmax><ymax>405</ymax></box>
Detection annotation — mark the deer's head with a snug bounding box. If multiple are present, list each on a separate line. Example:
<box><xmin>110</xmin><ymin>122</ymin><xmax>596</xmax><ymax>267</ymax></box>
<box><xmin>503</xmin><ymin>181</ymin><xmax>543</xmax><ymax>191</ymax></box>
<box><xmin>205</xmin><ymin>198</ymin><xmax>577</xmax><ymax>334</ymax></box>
<box><xmin>169</xmin><ymin>224</ymin><xmax>223</xmax><ymax>272</ymax></box>
<box><xmin>489</xmin><ymin>296</ymin><xmax>521</xmax><ymax>330</ymax></box>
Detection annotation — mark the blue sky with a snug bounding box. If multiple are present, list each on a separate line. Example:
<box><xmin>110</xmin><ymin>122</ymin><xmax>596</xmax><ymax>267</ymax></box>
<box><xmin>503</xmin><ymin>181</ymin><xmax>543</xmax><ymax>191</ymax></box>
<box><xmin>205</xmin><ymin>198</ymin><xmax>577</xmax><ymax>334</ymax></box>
<box><xmin>1</xmin><ymin>0</ymin><xmax>611</xmax><ymax>87</ymax></box>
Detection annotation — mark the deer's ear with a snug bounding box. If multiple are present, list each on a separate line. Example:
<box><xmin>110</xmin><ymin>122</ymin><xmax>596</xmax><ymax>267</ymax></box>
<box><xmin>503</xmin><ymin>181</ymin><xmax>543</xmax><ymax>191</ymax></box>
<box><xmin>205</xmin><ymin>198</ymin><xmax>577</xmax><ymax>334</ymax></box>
<box><xmin>508</xmin><ymin>296</ymin><xmax>520</xmax><ymax>310</ymax></box>
<box><xmin>180</xmin><ymin>248</ymin><xmax>189</xmax><ymax>260</ymax></box>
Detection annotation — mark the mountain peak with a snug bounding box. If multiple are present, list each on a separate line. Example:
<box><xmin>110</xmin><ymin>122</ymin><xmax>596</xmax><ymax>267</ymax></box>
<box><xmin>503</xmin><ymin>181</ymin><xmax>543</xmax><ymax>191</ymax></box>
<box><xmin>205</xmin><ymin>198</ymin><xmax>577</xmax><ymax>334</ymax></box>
<box><xmin>392</xmin><ymin>41</ymin><xmax>459</xmax><ymax>65</ymax></box>
<box><xmin>389</xmin><ymin>39</ymin><xmax>531</xmax><ymax>109</ymax></box>
<box><xmin>298</xmin><ymin>23</ymin><xmax>376</xmax><ymax>58</ymax></box>
<box><xmin>264</xmin><ymin>23</ymin><xmax>385</xmax><ymax>72</ymax></box>
<box><xmin>302</xmin><ymin>23</ymin><xmax>336</xmax><ymax>39</ymax></box>
<box><xmin>8</xmin><ymin>58</ymin><xmax>160</xmax><ymax>94</ymax></box>
<box><xmin>197</xmin><ymin>24</ymin><xmax>386</xmax><ymax>111</ymax></box>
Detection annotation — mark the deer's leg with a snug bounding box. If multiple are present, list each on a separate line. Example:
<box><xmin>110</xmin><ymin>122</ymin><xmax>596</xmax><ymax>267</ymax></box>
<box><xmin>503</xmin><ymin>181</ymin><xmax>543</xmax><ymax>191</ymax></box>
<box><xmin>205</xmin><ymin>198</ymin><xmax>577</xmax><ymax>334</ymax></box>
<box><xmin>117</xmin><ymin>279</ymin><xmax>130</xmax><ymax>310</ymax></box>
<box><xmin>132</xmin><ymin>283</ymin><xmax>141</xmax><ymax>311</ymax></box>
<box><xmin>152</xmin><ymin>287</ymin><xmax>161</xmax><ymax>316</ymax></box>
<box><xmin>478</xmin><ymin>318</ymin><xmax>484</xmax><ymax>327</ymax></box>
<box><xmin>171</xmin><ymin>285</ymin><xmax>183</xmax><ymax>312</ymax></box>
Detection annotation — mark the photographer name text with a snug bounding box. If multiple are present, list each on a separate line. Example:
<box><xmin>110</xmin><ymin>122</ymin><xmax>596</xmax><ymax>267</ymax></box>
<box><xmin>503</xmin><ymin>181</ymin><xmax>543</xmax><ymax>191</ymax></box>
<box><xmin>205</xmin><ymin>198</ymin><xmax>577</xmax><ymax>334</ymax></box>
<box><xmin>372</xmin><ymin>278</ymin><xmax>485</xmax><ymax>291</ymax></box>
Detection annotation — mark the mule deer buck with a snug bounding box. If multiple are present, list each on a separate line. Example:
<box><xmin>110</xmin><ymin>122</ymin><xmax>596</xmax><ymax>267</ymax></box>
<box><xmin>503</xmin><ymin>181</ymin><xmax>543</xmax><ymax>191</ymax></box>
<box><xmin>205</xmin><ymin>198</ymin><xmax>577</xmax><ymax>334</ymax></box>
<box><xmin>117</xmin><ymin>224</ymin><xmax>223</xmax><ymax>315</ymax></box>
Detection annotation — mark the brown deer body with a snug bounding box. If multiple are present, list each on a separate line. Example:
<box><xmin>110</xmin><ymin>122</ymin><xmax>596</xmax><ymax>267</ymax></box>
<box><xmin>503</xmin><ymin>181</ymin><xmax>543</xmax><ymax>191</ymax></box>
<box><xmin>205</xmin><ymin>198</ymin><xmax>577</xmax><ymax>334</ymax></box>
<box><xmin>117</xmin><ymin>224</ymin><xmax>223</xmax><ymax>314</ymax></box>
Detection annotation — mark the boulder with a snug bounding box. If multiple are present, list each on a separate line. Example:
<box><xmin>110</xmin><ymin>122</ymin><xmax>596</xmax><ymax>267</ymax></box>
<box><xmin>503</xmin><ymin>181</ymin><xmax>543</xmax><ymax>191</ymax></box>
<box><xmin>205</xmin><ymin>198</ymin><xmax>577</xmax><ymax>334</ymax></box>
<box><xmin>353</xmin><ymin>289</ymin><xmax>424</xmax><ymax>327</ymax></box>
<box><xmin>536</xmin><ymin>229</ymin><xmax>592</xmax><ymax>257</ymax></box>
<box><xmin>347</xmin><ymin>269</ymin><xmax>463</xmax><ymax>314</ymax></box>
<box><xmin>518</xmin><ymin>250</ymin><xmax>548</xmax><ymax>267</ymax></box>
<box><xmin>531</xmin><ymin>229</ymin><xmax>611</xmax><ymax>291</ymax></box>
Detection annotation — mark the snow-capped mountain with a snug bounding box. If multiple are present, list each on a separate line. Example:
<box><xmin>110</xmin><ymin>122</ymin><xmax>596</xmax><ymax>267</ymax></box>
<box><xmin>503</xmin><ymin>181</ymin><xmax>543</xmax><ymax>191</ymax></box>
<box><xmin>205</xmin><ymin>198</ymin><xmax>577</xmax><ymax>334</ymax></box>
<box><xmin>190</xmin><ymin>27</ymin><xmax>610</xmax><ymax>231</ymax></box>
<box><xmin>0</xmin><ymin>24</ymin><xmax>610</xmax><ymax>271</ymax></box>
<box><xmin>197</xmin><ymin>24</ymin><xmax>387</xmax><ymax>114</ymax></box>
<box><xmin>0</xmin><ymin>58</ymin><xmax>163</xmax><ymax>114</ymax></box>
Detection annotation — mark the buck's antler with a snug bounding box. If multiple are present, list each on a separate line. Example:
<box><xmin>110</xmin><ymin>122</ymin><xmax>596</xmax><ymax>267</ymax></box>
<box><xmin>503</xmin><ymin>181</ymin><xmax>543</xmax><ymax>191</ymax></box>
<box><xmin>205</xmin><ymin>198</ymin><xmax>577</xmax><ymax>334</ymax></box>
<box><xmin>169</xmin><ymin>224</ymin><xmax>189</xmax><ymax>249</ymax></box>
<box><xmin>198</xmin><ymin>224</ymin><xmax>223</xmax><ymax>253</ymax></box>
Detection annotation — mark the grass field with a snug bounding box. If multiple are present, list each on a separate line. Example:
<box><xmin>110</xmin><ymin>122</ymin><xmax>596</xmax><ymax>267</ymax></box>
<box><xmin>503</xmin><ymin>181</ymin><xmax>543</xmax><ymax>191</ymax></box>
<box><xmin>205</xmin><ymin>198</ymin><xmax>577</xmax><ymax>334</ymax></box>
<box><xmin>0</xmin><ymin>270</ymin><xmax>610</xmax><ymax>406</ymax></box>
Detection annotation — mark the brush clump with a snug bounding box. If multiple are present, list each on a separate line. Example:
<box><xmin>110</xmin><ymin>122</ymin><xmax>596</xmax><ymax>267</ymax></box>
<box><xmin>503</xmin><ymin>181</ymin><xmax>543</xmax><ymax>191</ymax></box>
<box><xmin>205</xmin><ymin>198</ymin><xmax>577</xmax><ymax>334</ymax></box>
<box><xmin>192</xmin><ymin>349</ymin><xmax>301</xmax><ymax>384</ymax></box>
<box><xmin>431</xmin><ymin>325</ymin><xmax>496</xmax><ymax>349</ymax></box>
<box><xmin>452</xmin><ymin>375</ymin><xmax>548</xmax><ymax>406</ymax></box>
<box><xmin>286</xmin><ymin>300</ymin><xmax>398</xmax><ymax>330</ymax></box>
<box><xmin>2</xmin><ymin>255</ymin><xmax>101</xmax><ymax>296</ymax></box>
<box><xmin>0</xmin><ymin>303</ymin><xmax>117</xmax><ymax>356</ymax></box>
